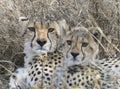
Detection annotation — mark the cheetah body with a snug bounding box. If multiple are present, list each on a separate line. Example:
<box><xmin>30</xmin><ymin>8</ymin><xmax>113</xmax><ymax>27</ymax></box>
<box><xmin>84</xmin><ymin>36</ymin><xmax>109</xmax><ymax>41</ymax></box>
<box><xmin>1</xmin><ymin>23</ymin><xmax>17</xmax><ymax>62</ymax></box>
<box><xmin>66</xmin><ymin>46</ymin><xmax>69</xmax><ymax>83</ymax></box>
<box><xmin>54</xmin><ymin>65</ymin><xmax>119</xmax><ymax>89</ymax></box>
<box><xmin>27</xmin><ymin>51</ymin><xmax>64</xmax><ymax>88</ymax></box>
<box><xmin>96</xmin><ymin>57</ymin><xmax>120</xmax><ymax>77</ymax></box>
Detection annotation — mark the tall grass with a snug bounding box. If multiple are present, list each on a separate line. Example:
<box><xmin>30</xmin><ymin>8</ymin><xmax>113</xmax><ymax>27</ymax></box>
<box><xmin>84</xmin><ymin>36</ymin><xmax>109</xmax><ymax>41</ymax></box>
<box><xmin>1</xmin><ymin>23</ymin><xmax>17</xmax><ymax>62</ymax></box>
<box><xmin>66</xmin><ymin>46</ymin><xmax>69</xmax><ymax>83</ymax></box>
<box><xmin>0</xmin><ymin>0</ymin><xmax>120</xmax><ymax>88</ymax></box>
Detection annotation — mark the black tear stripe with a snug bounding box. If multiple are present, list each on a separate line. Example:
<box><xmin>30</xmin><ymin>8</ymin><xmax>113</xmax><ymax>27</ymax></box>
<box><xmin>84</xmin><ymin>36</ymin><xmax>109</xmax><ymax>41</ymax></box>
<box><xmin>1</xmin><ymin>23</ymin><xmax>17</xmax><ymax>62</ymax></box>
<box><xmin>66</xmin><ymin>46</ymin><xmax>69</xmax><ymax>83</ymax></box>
<box><xmin>47</xmin><ymin>33</ymin><xmax>52</xmax><ymax>50</ymax></box>
<box><xmin>31</xmin><ymin>30</ymin><xmax>36</xmax><ymax>47</ymax></box>
<box><xmin>81</xmin><ymin>46</ymin><xmax>85</xmax><ymax>61</ymax></box>
<box><xmin>81</xmin><ymin>38</ymin><xmax>85</xmax><ymax>61</ymax></box>
<box><xmin>66</xmin><ymin>45</ymin><xmax>71</xmax><ymax>58</ymax></box>
<box><xmin>66</xmin><ymin>35</ymin><xmax>73</xmax><ymax>58</ymax></box>
<box><xmin>56</xmin><ymin>33</ymin><xmax>60</xmax><ymax>50</ymax></box>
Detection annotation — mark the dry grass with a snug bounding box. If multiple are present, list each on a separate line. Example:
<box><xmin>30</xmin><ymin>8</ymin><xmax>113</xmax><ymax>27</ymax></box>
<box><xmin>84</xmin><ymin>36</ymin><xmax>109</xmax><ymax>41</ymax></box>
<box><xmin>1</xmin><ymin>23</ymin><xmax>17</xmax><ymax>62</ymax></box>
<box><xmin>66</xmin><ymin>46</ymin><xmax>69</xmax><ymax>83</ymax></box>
<box><xmin>0</xmin><ymin>0</ymin><xmax>120</xmax><ymax>88</ymax></box>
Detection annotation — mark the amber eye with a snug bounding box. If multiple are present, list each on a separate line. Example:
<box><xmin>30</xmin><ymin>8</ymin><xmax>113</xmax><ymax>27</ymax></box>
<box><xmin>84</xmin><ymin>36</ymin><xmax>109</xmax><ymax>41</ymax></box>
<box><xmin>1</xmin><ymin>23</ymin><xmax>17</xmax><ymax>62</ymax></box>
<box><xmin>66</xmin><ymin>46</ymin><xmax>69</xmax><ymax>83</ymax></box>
<box><xmin>67</xmin><ymin>40</ymin><xmax>72</xmax><ymax>45</ymax></box>
<box><xmin>82</xmin><ymin>42</ymin><xmax>88</xmax><ymax>47</ymax></box>
<box><xmin>48</xmin><ymin>28</ymin><xmax>55</xmax><ymax>32</ymax></box>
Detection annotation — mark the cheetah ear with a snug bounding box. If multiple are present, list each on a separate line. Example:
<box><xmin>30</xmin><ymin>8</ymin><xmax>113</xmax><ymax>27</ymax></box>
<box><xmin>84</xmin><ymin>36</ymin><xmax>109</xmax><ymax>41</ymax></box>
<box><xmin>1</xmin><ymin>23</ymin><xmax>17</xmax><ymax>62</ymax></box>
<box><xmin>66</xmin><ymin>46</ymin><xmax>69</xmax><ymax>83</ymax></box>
<box><xmin>89</xmin><ymin>27</ymin><xmax>103</xmax><ymax>42</ymax></box>
<box><xmin>19</xmin><ymin>17</ymin><xmax>29</xmax><ymax>27</ymax></box>
<box><xmin>19</xmin><ymin>17</ymin><xmax>30</xmax><ymax>36</ymax></box>
<box><xmin>58</xmin><ymin>19</ymin><xmax>71</xmax><ymax>37</ymax></box>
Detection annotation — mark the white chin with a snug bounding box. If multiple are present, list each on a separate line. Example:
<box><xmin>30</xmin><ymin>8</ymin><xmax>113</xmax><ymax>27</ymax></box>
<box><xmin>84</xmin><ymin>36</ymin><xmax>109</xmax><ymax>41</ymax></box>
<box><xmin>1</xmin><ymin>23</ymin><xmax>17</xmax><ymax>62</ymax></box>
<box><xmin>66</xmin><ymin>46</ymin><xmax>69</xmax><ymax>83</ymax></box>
<box><xmin>37</xmin><ymin>50</ymin><xmax>48</xmax><ymax>53</ymax></box>
<box><xmin>64</xmin><ymin>58</ymin><xmax>79</xmax><ymax>67</ymax></box>
<box><xmin>32</xmin><ymin>47</ymin><xmax>48</xmax><ymax>53</ymax></box>
<box><xmin>36</xmin><ymin>49</ymin><xmax>48</xmax><ymax>53</ymax></box>
<box><xmin>71</xmin><ymin>58</ymin><xmax>81</xmax><ymax>65</ymax></box>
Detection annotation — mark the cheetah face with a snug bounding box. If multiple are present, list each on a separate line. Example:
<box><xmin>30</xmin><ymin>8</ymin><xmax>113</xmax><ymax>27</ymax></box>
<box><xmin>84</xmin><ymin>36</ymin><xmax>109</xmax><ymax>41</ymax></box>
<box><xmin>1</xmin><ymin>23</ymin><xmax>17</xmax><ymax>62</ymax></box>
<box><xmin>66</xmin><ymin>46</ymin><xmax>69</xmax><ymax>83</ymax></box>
<box><xmin>28</xmin><ymin>21</ymin><xmax>51</xmax><ymax>53</ymax></box>
<box><xmin>24</xmin><ymin>20</ymin><xmax>69</xmax><ymax>53</ymax></box>
<box><xmin>64</xmin><ymin>27</ymin><xmax>101</xmax><ymax>66</ymax></box>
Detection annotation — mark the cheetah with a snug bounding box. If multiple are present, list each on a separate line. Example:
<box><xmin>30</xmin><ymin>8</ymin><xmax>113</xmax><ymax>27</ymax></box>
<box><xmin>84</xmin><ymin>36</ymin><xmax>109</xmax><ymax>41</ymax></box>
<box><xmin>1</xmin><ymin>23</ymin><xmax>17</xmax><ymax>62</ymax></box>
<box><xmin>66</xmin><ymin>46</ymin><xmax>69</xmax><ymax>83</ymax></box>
<box><xmin>53</xmin><ymin>27</ymin><xmax>120</xmax><ymax>89</ymax></box>
<box><xmin>25</xmin><ymin>19</ymin><xmax>70</xmax><ymax>89</ymax></box>
<box><xmin>63</xmin><ymin>27</ymin><xmax>120</xmax><ymax>77</ymax></box>
<box><xmin>9</xmin><ymin>18</ymin><xmax>70</xmax><ymax>89</ymax></box>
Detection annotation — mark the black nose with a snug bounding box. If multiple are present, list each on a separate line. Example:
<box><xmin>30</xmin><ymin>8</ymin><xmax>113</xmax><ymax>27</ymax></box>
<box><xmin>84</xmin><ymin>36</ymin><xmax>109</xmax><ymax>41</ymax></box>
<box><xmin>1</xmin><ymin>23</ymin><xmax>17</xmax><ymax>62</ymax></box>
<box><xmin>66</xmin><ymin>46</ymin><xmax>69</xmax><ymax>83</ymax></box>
<box><xmin>37</xmin><ymin>39</ymin><xmax>47</xmax><ymax>47</ymax></box>
<box><xmin>71</xmin><ymin>52</ymin><xmax>79</xmax><ymax>58</ymax></box>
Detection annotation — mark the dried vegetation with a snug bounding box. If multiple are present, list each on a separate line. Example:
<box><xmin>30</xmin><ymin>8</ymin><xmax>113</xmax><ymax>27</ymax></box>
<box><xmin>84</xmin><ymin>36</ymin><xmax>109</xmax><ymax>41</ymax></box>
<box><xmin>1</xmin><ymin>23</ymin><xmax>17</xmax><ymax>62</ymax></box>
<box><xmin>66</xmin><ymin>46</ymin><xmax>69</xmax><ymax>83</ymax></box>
<box><xmin>0</xmin><ymin>0</ymin><xmax>120</xmax><ymax>88</ymax></box>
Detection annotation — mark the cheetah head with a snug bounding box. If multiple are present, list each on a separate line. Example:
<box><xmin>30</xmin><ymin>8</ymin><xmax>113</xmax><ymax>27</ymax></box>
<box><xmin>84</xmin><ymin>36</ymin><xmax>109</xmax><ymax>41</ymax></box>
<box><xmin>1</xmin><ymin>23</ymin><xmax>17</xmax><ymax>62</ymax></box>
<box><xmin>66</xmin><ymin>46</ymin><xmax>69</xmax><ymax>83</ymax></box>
<box><xmin>63</xmin><ymin>27</ymin><xmax>102</xmax><ymax>67</ymax></box>
<box><xmin>20</xmin><ymin>18</ymin><xmax>70</xmax><ymax>54</ymax></box>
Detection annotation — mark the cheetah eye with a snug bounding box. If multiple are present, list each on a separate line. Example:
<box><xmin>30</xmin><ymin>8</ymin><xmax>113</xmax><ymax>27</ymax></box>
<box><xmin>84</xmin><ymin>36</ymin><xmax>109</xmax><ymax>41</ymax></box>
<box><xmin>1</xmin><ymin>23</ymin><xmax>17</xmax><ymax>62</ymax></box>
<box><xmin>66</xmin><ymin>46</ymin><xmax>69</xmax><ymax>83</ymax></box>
<box><xmin>48</xmin><ymin>28</ymin><xmax>55</xmax><ymax>32</ymax></box>
<box><xmin>28</xmin><ymin>27</ymin><xmax>35</xmax><ymax>32</ymax></box>
<box><xmin>67</xmin><ymin>40</ymin><xmax>72</xmax><ymax>45</ymax></box>
<box><xmin>82</xmin><ymin>42</ymin><xmax>88</xmax><ymax>47</ymax></box>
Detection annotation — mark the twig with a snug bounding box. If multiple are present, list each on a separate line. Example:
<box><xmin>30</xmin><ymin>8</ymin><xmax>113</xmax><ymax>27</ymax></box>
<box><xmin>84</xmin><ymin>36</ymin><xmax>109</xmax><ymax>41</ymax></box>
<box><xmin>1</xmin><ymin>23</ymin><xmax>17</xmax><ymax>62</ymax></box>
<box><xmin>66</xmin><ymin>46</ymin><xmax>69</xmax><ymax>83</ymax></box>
<box><xmin>0</xmin><ymin>64</ymin><xmax>12</xmax><ymax>74</ymax></box>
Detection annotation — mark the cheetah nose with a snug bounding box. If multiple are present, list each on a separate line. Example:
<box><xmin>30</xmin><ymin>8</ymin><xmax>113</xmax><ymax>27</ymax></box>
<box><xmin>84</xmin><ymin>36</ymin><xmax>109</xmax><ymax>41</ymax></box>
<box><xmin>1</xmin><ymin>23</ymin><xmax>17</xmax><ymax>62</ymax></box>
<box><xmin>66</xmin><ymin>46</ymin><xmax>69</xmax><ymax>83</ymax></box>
<box><xmin>71</xmin><ymin>52</ymin><xmax>79</xmax><ymax>58</ymax></box>
<box><xmin>37</xmin><ymin>39</ymin><xmax>47</xmax><ymax>47</ymax></box>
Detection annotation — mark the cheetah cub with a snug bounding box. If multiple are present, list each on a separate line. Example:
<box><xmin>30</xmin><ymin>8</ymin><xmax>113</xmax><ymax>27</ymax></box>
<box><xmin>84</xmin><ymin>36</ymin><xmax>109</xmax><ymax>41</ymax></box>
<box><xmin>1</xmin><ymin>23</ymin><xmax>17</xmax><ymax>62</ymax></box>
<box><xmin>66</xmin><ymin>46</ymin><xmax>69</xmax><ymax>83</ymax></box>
<box><xmin>9</xmin><ymin>17</ymin><xmax>70</xmax><ymax>89</ymax></box>
<box><xmin>53</xmin><ymin>27</ymin><xmax>119</xmax><ymax>89</ymax></box>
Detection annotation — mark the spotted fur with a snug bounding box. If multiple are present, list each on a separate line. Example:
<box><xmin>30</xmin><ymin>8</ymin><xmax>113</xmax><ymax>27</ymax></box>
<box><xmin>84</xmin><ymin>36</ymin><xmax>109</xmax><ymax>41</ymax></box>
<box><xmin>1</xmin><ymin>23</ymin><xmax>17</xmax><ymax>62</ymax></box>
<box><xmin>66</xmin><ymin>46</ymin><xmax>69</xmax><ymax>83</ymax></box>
<box><xmin>53</xmin><ymin>65</ymin><xmax>119</xmax><ymax>89</ymax></box>
<box><xmin>96</xmin><ymin>57</ymin><xmax>120</xmax><ymax>77</ymax></box>
<box><xmin>27</xmin><ymin>51</ymin><xmax>64</xmax><ymax>89</ymax></box>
